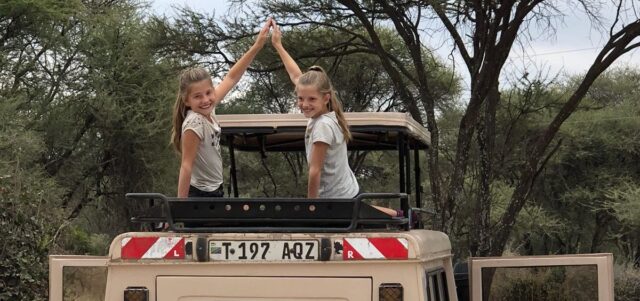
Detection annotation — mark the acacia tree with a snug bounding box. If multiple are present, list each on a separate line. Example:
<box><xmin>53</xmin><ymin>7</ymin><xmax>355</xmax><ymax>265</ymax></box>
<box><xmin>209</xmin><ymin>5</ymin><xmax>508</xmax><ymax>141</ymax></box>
<box><xmin>517</xmin><ymin>68</ymin><xmax>640</xmax><ymax>261</ymax></box>
<box><xmin>225</xmin><ymin>0</ymin><xmax>640</xmax><ymax>257</ymax></box>
<box><xmin>1</xmin><ymin>0</ymin><xmax>182</xmax><ymax>292</ymax></box>
<box><xmin>484</xmin><ymin>1</ymin><xmax>640</xmax><ymax>257</ymax></box>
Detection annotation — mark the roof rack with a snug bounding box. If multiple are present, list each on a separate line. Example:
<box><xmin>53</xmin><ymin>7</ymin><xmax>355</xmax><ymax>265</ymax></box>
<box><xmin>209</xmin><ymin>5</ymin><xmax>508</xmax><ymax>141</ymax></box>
<box><xmin>126</xmin><ymin>193</ymin><xmax>414</xmax><ymax>233</ymax></box>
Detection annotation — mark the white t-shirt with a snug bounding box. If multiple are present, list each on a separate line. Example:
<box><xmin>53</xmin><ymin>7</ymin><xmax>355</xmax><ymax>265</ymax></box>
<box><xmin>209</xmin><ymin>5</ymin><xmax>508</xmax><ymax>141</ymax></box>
<box><xmin>182</xmin><ymin>110</ymin><xmax>223</xmax><ymax>192</ymax></box>
<box><xmin>305</xmin><ymin>111</ymin><xmax>359</xmax><ymax>198</ymax></box>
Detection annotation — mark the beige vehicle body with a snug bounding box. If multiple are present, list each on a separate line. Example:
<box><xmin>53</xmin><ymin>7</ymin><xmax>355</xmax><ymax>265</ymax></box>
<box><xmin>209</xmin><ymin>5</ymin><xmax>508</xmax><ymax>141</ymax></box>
<box><xmin>52</xmin><ymin>229</ymin><xmax>455</xmax><ymax>301</ymax></box>
<box><xmin>49</xmin><ymin>113</ymin><xmax>615</xmax><ymax>301</ymax></box>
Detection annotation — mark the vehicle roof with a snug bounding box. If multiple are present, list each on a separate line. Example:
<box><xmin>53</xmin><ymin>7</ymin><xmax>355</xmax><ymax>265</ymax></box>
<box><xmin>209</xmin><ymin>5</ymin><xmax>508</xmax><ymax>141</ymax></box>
<box><xmin>217</xmin><ymin>112</ymin><xmax>430</xmax><ymax>151</ymax></box>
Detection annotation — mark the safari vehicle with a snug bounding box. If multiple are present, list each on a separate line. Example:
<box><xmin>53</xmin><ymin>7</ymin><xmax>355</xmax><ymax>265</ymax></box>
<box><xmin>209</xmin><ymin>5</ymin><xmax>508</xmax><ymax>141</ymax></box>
<box><xmin>49</xmin><ymin>112</ymin><xmax>615</xmax><ymax>301</ymax></box>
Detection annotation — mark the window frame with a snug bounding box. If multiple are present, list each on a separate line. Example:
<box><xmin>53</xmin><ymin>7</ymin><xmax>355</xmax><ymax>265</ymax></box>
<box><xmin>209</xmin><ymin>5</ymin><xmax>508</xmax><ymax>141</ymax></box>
<box><xmin>468</xmin><ymin>253</ymin><xmax>614</xmax><ymax>301</ymax></box>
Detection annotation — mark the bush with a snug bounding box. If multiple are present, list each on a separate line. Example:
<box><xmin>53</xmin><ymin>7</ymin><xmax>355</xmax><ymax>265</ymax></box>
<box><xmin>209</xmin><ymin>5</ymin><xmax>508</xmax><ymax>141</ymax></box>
<box><xmin>487</xmin><ymin>265</ymin><xmax>598</xmax><ymax>301</ymax></box>
<box><xmin>0</xmin><ymin>114</ymin><xmax>66</xmax><ymax>301</ymax></box>
<box><xmin>59</xmin><ymin>226</ymin><xmax>111</xmax><ymax>256</ymax></box>
<box><xmin>0</xmin><ymin>187</ymin><xmax>63</xmax><ymax>301</ymax></box>
<box><xmin>615</xmin><ymin>265</ymin><xmax>640</xmax><ymax>301</ymax></box>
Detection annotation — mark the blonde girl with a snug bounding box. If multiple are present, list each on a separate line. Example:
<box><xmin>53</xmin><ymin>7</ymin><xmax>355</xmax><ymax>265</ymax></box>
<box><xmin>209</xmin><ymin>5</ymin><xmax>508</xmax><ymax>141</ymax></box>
<box><xmin>171</xmin><ymin>19</ymin><xmax>272</xmax><ymax>198</ymax></box>
<box><xmin>271</xmin><ymin>21</ymin><xmax>398</xmax><ymax>216</ymax></box>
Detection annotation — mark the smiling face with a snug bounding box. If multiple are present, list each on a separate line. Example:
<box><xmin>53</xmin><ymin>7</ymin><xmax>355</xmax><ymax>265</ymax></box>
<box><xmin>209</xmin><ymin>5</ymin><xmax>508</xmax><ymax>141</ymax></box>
<box><xmin>184</xmin><ymin>79</ymin><xmax>215</xmax><ymax>118</ymax></box>
<box><xmin>296</xmin><ymin>84</ymin><xmax>330</xmax><ymax>118</ymax></box>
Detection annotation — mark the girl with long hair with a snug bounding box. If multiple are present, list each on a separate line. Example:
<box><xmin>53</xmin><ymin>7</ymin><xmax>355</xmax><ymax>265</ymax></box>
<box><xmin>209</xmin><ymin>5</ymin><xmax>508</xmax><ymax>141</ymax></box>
<box><xmin>171</xmin><ymin>19</ymin><xmax>272</xmax><ymax>198</ymax></box>
<box><xmin>271</xmin><ymin>21</ymin><xmax>397</xmax><ymax>216</ymax></box>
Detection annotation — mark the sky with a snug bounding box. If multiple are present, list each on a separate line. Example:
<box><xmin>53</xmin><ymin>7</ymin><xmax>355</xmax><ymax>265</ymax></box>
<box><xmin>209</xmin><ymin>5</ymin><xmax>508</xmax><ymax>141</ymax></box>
<box><xmin>150</xmin><ymin>0</ymin><xmax>230</xmax><ymax>17</ymax></box>
<box><xmin>149</xmin><ymin>1</ymin><xmax>639</xmax><ymax>91</ymax></box>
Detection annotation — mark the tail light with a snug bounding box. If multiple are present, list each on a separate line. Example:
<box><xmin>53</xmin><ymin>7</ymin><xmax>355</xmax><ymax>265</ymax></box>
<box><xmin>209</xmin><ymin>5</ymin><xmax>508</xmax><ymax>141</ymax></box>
<box><xmin>379</xmin><ymin>283</ymin><xmax>403</xmax><ymax>301</ymax></box>
<box><xmin>124</xmin><ymin>286</ymin><xmax>148</xmax><ymax>301</ymax></box>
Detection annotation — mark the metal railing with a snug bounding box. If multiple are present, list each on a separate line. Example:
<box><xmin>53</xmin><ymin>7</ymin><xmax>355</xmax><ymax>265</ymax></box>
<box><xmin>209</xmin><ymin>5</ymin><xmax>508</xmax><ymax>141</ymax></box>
<box><xmin>126</xmin><ymin>193</ymin><xmax>414</xmax><ymax>233</ymax></box>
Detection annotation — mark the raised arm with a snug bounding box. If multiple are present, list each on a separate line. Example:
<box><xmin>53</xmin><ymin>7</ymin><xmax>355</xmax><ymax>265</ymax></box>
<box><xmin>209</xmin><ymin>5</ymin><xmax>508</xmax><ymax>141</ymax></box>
<box><xmin>271</xmin><ymin>20</ymin><xmax>302</xmax><ymax>85</ymax></box>
<box><xmin>213</xmin><ymin>18</ymin><xmax>271</xmax><ymax>104</ymax></box>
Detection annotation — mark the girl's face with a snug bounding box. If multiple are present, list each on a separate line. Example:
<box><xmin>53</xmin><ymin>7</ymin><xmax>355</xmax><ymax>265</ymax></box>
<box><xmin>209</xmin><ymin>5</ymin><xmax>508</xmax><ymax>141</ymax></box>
<box><xmin>184</xmin><ymin>79</ymin><xmax>215</xmax><ymax>117</ymax></box>
<box><xmin>296</xmin><ymin>84</ymin><xmax>330</xmax><ymax>118</ymax></box>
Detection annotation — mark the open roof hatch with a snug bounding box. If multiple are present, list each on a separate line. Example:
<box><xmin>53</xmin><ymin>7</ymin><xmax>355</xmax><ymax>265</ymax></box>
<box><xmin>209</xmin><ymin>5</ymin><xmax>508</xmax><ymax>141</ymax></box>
<box><xmin>129</xmin><ymin>112</ymin><xmax>430</xmax><ymax>233</ymax></box>
<box><xmin>218</xmin><ymin>112</ymin><xmax>430</xmax><ymax>208</ymax></box>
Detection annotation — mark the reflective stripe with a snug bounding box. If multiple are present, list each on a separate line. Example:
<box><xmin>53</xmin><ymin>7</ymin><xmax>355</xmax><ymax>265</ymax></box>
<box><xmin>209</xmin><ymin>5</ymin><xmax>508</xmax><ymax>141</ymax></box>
<box><xmin>345</xmin><ymin>238</ymin><xmax>385</xmax><ymax>259</ymax></box>
<box><xmin>121</xmin><ymin>237</ymin><xmax>185</xmax><ymax>259</ymax></box>
<box><xmin>141</xmin><ymin>237</ymin><xmax>183</xmax><ymax>259</ymax></box>
<box><xmin>343</xmin><ymin>238</ymin><xmax>409</xmax><ymax>260</ymax></box>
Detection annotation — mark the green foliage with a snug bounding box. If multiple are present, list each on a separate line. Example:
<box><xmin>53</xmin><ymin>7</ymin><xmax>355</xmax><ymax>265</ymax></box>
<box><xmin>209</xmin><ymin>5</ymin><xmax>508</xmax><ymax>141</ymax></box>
<box><xmin>227</xmin><ymin>151</ymin><xmax>307</xmax><ymax>198</ymax></box>
<box><xmin>0</xmin><ymin>102</ymin><xmax>65</xmax><ymax>301</ymax></box>
<box><xmin>58</xmin><ymin>226</ymin><xmax>111</xmax><ymax>256</ymax></box>
<box><xmin>606</xmin><ymin>184</ymin><xmax>640</xmax><ymax>228</ymax></box>
<box><xmin>0</xmin><ymin>0</ymin><xmax>82</xmax><ymax>19</ymax></box>
<box><xmin>615</xmin><ymin>264</ymin><xmax>640</xmax><ymax>301</ymax></box>
<box><xmin>495</xmin><ymin>68</ymin><xmax>640</xmax><ymax>259</ymax></box>
<box><xmin>446</xmin><ymin>67</ymin><xmax>640</xmax><ymax>260</ymax></box>
<box><xmin>488</xmin><ymin>265</ymin><xmax>598</xmax><ymax>301</ymax></box>
<box><xmin>1</xmin><ymin>0</ymin><xmax>181</xmax><ymax>299</ymax></box>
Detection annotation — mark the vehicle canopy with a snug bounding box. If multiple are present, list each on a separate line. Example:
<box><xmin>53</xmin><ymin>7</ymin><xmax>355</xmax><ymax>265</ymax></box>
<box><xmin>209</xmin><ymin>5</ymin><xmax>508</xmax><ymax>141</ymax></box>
<box><xmin>217</xmin><ymin>112</ymin><xmax>429</xmax><ymax>208</ymax></box>
<box><xmin>217</xmin><ymin>112</ymin><xmax>430</xmax><ymax>151</ymax></box>
<box><xmin>118</xmin><ymin>111</ymin><xmax>432</xmax><ymax>235</ymax></box>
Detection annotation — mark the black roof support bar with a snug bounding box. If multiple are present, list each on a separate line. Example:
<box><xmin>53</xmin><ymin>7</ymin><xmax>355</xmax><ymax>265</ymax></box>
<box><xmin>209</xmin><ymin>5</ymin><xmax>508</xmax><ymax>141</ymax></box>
<box><xmin>227</xmin><ymin>135</ymin><xmax>239</xmax><ymax>198</ymax></box>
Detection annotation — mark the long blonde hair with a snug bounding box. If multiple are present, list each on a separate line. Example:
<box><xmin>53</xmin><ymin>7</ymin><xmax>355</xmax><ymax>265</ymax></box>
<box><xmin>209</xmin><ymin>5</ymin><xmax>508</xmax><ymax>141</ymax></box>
<box><xmin>296</xmin><ymin>65</ymin><xmax>352</xmax><ymax>142</ymax></box>
<box><xmin>171</xmin><ymin>67</ymin><xmax>213</xmax><ymax>153</ymax></box>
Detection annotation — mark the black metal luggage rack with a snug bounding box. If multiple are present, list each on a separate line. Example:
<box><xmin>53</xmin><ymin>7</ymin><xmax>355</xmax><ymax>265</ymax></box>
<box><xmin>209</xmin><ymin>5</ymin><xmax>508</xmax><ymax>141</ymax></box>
<box><xmin>126</xmin><ymin>193</ymin><xmax>416</xmax><ymax>233</ymax></box>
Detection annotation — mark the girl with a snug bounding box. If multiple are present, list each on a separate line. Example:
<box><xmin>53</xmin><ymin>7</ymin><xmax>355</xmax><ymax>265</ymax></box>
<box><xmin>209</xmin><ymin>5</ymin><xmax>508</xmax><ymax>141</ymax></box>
<box><xmin>171</xmin><ymin>19</ymin><xmax>272</xmax><ymax>198</ymax></box>
<box><xmin>271</xmin><ymin>21</ymin><xmax>398</xmax><ymax>216</ymax></box>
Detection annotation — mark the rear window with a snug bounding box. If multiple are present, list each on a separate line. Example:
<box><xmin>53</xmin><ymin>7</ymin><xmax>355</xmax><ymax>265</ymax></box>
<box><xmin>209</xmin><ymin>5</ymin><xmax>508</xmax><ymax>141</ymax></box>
<box><xmin>426</xmin><ymin>268</ymin><xmax>449</xmax><ymax>301</ymax></box>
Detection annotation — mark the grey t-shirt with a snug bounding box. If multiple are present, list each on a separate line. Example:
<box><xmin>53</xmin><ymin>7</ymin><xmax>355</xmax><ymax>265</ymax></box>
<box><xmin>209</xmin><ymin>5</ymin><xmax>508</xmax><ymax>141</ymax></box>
<box><xmin>182</xmin><ymin>110</ymin><xmax>223</xmax><ymax>192</ymax></box>
<box><xmin>305</xmin><ymin>112</ymin><xmax>359</xmax><ymax>198</ymax></box>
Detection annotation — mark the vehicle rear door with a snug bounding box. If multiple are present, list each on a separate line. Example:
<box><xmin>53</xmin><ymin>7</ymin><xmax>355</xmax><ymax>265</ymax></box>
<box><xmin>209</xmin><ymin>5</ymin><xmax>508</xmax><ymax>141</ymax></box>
<box><xmin>49</xmin><ymin>255</ymin><xmax>109</xmax><ymax>301</ymax></box>
<box><xmin>156</xmin><ymin>276</ymin><xmax>371</xmax><ymax>301</ymax></box>
<box><xmin>469</xmin><ymin>253</ymin><xmax>614</xmax><ymax>301</ymax></box>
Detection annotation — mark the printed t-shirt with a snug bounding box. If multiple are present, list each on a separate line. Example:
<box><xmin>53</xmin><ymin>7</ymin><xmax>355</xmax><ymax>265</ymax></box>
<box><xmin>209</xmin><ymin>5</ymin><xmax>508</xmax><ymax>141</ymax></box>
<box><xmin>305</xmin><ymin>111</ymin><xmax>359</xmax><ymax>198</ymax></box>
<box><xmin>182</xmin><ymin>110</ymin><xmax>223</xmax><ymax>192</ymax></box>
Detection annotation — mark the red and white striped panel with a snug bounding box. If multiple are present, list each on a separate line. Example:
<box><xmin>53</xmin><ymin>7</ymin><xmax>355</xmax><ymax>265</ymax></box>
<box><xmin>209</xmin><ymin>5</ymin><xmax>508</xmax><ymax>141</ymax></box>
<box><xmin>342</xmin><ymin>237</ymin><xmax>409</xmax><ymax>260</ymax></box>
<box><xmin>121</xmin><ymin>237</ymin><xmax>185</xmax><ymax>259</ymax></box>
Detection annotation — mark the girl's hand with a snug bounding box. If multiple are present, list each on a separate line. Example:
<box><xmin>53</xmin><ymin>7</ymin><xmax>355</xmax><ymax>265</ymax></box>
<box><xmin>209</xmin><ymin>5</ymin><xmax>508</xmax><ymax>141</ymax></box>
<box><xmin>270</xmin><ymin>18</ymin><xmax>301</xmax><ymax>85</ymax></box>
<box><xmin>255</xmin><ymin>17</ymin><xmax>272</xmax><ymax>48</ymax></box>
<box><xmin>271</xmin><ymin>19</ymin><xmax>282</xmax><ymax>47</ymax></box>
<box><xmin>214</xmin><ymin>18</ymin><xmax>272</xmax><ymax>103</ymax></box>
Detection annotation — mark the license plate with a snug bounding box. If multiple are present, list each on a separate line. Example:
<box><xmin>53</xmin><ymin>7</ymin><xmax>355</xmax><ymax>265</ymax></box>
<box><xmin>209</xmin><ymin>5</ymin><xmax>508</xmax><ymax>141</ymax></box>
<box><xmin>209</xmin><ymin>240</ymin><xmax>319</xmax><ymax>261</ymax></box>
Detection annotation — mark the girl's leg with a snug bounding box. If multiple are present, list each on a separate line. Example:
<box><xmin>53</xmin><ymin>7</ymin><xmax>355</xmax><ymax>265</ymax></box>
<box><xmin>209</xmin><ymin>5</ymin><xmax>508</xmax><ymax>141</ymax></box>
<box><xmin>355</xmin><ymin>190</ymin><xmax>400</xmax><ymax>217</ymax></box>
<box><xmin>372</xmin><ymin>205</ymin><xmax>402</xmax><ymax>217</ymax></box>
